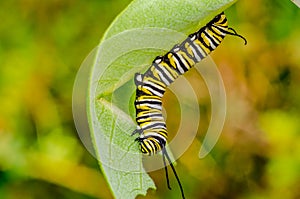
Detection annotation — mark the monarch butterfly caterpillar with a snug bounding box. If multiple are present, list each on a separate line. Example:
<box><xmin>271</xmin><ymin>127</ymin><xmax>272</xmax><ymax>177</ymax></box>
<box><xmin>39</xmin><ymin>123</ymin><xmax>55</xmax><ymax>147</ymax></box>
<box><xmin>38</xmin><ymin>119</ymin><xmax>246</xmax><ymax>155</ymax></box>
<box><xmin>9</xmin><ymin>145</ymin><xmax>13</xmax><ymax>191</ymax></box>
<box><xmin>132</xmin><ymin>12</ymin><xmax>246</xmax><ymax>199</ymax></box>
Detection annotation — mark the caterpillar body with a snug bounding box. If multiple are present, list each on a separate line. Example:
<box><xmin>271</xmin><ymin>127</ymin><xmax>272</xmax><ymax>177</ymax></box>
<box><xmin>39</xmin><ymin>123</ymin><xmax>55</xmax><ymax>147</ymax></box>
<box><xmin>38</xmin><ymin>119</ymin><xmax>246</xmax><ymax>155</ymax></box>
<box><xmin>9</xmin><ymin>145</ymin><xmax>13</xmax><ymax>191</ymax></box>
<box><xmin>132</xmin><ymin>12</ymin><xmax>246</xmax><ymax>199</ymax></box>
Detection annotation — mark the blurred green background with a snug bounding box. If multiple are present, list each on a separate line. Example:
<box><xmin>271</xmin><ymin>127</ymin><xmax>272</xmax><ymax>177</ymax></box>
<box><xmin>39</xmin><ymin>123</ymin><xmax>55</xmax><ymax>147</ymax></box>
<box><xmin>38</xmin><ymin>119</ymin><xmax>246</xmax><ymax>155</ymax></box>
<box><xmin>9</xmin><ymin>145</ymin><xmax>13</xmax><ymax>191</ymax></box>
<box><xmin>1</xmin><ymin>0</ymin><xmax>300</xmax><ymax>199</ymax></box>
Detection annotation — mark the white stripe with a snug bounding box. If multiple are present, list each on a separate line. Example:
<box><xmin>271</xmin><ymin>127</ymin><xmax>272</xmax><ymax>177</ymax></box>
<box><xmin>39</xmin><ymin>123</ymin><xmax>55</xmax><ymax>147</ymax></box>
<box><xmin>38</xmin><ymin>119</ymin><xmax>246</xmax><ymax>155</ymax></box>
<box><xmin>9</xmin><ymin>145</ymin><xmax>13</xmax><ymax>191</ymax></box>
<box><xmin>193</xmin><ymin>40</ymin><xmax>207</xmax><ymax>58</ymax></box>
<box><xmin>212</xmin><ymin>25</ymin><xmax>227</xmax><ymax>35</ymax></box>
<box><xmin>138</xmin><ymin>99</ymin><xmax>161</xmax><ymax>105</ymax></box>
<box><xmin>144</xmin><ymin>81</ymin><xmax>165</xmax><ymax>97</ymax></box>
<box><xmin>138</xmin><ymin>97</ymin><xmax>161</xmax><ymax>102</ymax></box>
<box><xmin>154</xmin><ymin>57</ymin><xmax>163</xmax><ymax>64</ymax></box>
<box><xmin>147</xmin><ymin>140</ymin><xmax>156</xmax><ymax>151</ymax></box>
<box><xmin>141</xmin><ymin>112</ymin><xmax>164</xmax><ymax>119</ymax></box>
<box><xmin>173</xmin><ymin>47</ymin><xmax>189</xmax><ymax>72</ymax></box>
<box><xmin>158</xmin><ymin>63</ymin><xmax>175</xmax><ymax>82</ymax></box>
<box><xmin>138</xmin><ymin>115</ymin><xmax>164</xmax><ymax>122</ymax></box>
<box><xmin>176</xmin><ymin>52</ymin><xmax>190</xmax><ymax>71</ymax></box>
<box><xmin>144</xmin><ymin>86</ymin><xmax>164</xmax><ymax>97</ymax></box>
<box><xmin>205</xmin><ymin>29</ymin><xmax>220</xmax><ymax>45</ymax></box>
<box><xmin>190</xmin><ymin>34</ymin><xmax>207</xmax><ymax>57</ymax></box>
<box><xmin>139</xmin><ymin>103</ymin><xmax>162</xmax><ymax>110</ymax></box>
<box><xmin>156</xmin><ymin>69</ymin><xmax>171</xmax><ymax>86</ymax></box>
<box><xmin>146</xmin><ymin>79</ymin><xmax>164</xmax><ymax>90</ymax></box>
<box><xmin>205</xmin><ymin>29</ymin><xmax>219</xmax><ymax>49</ymax></box>
<box><xmin>171</xmin><ymin>54</ymin><xmax>185</xmax><ymax>74</ymax></box>
<box><xmin>188</xmin><ymin>42</ymin><xmax>202</xmax><ymax>62</ymax></box>
<box><xmin>153</xmin><ymin>57</ymin><xmax>172</xmax><ymax>85</ymax></box>
<box><xmin>144</xmin><ymin>132</ymin><xmax>166</xmax><ymax>141</ymax></box>
<box><xmin>137</xmin><ymin>99</ymin><xmax>161</xmax><ymax>105</ymax></box>
<box><xmin>141</xmin><ymin>122</ymin><xmax>165</xmax><ymax>130</ymax></box>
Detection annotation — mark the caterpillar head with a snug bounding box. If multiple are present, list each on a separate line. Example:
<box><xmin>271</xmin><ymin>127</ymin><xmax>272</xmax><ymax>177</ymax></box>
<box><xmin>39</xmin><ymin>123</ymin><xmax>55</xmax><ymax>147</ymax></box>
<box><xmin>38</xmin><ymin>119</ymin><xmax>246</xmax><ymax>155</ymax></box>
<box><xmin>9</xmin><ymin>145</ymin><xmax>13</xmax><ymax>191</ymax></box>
<box><xmin>135</xmin><ymin>135</ymin><xmax>166</xmax><ymax>156</ymax></box>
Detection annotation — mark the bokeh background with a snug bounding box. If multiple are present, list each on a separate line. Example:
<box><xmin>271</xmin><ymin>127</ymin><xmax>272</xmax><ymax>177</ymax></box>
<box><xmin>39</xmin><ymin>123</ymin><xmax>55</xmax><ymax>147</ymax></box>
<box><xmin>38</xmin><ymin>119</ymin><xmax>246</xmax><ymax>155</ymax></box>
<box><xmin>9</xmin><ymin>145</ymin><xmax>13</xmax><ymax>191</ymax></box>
<box><xmin>1</xmin><ymin>0</ymin><xmax>300</xmax><ymax>199</ymax></box>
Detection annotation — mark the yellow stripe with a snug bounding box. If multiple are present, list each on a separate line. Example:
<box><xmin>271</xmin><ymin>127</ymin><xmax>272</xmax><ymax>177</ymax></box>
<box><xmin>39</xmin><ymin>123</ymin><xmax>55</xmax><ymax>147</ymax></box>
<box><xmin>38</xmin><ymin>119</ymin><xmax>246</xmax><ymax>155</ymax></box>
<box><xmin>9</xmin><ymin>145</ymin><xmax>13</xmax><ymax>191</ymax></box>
<box><xmin>206</xmin><ymin>28</ymin><xmax>223</xmax><ymax>42</ymax></box>
<box><xmin>144</xmin><ymin>76</ymin><xmax>166</xmax><ymax>87</ymax></box>
<box><xmin>194</xmin><ymin>39</ymin><xmax>211</xmax><ymax>54</ymax></box>
<box><xmin>148</xmin><ymin>137</ymin><xmax>162</xmax><ymax>151</ymax></box>
<box><xmin>177</xmin><ymin>50</ymin><xmax>195</xmax><ymax>68</ymax></box>
<box><xmin>137</xmin><ymin>109</ymin><xmax>161</xmax><ymax>117</ymax></box>
<box><xmin>137</xmin><ymin>95</ymin><xmax>162</xmax><ymax>101</ymax></box>
<box><xmin>201</xmin><ymin>32</ymin><xmax>212</xmax><ymax>47</ymax></box>
<box><xmin>159</xmin><ymin>61</ymin><xmax>180</xmax><ymax>79</ymax></box>
<box><xmin>184</xmin><ymin>42</ymin><xmax>196</xmax><ymax>59</ymax></box>
<box><xmin>167</xmin><ymin>52</ymin><xmax>178</xmax><ymax>70</ymax></box>
<box><xmin>150</xmin><ymin>66</ymin><xmax>162</xmax><ymax>80</ymax></box>
<box><xmin>143</xmin><ymin>141</ymin><xmax>153</xmax><ymax>152</ymax></box>
<box><xmin>141</xmin><ymin>142</ymin><xmax>151</xmax><ymax>154</ymax></box>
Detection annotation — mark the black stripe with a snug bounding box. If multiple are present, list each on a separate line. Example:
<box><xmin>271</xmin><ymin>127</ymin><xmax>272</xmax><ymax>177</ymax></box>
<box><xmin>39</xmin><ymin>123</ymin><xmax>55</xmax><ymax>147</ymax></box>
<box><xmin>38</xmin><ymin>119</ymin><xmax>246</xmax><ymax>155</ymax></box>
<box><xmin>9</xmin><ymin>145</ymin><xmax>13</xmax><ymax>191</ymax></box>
<box><xmin>197</xmin><ymin>32</ymin><xmax>214</xmax><ymax>51</ymax></box>
<box><xmin>141</xmin><ymin>126</ymin><xmax>165</xmax><ymax>132</ymax></box>
<box><xmin>137</xmin><ymin>113</ymin><xmax>163</xmax><ymax>121</ymax></box>
<box><xmin>135</xmin><ymin>99</ymin><xmax>162</xmax><ymax>105</ymax></box>
<box><xmin>153</xmin><ymin>61</ymin><xmax>173</xmax><ymax>84</ymax></box>
<box><xmin>208</xmin><ymin>26</ymin><xmax>225</xmax><ymax>42</ymax></box>
<box><xmin>203</xmin><ymin>30</ymin><xmax>219</xmax><ymax>48</ymax></box>
<box><xmin>180</xmin><ymin>40</ymin><xmax>198</xmax><ymax>62</ymax></box>
<box><xmin>219</xmin><ymin>17</ymin><xmax>228</xmax><ymax>26</ymax></box>
<box><xmin>144</xmin><ymin>82</ymin><xmax>165</xmax><ymax>96</ymax></box>
<box><xmin>173</xmin><ymin>44</ymin><xmax>194</xmax><ymax>69</ymax></box>
<box><xmin>143</xmin><ymin>122</ymin><xmax>166</xmax><ymax>130</ymax></box>
<box><xmin>161</xmin><ymin>53</ymin><xmax>181</xmax><ymax>76</ymax></box>
<box><xmin>152</xmin><ymin>135</ymin><xmax>166</xmax><ymax>146</ymax></box>
<box><xmin>212</xmin><ymin>25</ymin><xmax>228</xmax><ymax>36</ymax></box>
<box><xmin>171</xmin><ymin>52</ymin><xmax>189</xmax><ymax>74</ymax></box>
<box><xmin>185</xmin><ymin>37</ymin><xmax>206</xmax><ymax>60</ymax></box>
<box><xmin>149</xmin><ymin>139</ymin><xmax>159</xmax><ymax>152</ymax></box>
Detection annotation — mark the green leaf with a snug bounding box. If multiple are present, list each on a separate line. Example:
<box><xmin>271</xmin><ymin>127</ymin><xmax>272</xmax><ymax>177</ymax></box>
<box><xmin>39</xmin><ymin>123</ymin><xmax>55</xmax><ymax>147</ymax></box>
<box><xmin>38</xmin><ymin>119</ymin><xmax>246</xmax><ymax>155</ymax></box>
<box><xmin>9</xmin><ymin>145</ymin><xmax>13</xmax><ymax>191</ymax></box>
<box><xmin>88</xmin><ymin>0</ymin><xmax>237</xmax><ymax>198</ymax></box>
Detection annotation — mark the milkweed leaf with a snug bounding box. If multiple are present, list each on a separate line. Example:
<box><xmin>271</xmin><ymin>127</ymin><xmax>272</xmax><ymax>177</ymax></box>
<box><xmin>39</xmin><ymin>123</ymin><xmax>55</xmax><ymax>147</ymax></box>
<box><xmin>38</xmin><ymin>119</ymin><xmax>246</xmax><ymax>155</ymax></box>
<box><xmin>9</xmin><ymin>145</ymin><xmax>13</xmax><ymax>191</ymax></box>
<box><xmin>88</xmin><ymin>0</ymin><xmax>237</xmax><ymax>198</ymax></box>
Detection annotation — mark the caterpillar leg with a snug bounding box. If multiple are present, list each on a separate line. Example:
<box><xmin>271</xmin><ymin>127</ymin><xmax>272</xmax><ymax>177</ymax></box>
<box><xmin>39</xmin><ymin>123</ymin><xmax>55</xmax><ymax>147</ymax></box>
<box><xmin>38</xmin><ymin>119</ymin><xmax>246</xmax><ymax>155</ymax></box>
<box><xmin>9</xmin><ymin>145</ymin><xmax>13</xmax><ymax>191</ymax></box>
<box><xmin>131</xmin><ymin>126</ymin><xmax>142</xmax><ymax>136</ymax></box>
<box><xmin>134</xmin><ymin>73</ymin><xmax>144</xmax><ymax>86</ymax></box>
